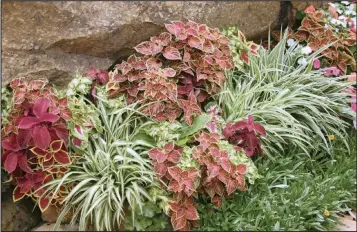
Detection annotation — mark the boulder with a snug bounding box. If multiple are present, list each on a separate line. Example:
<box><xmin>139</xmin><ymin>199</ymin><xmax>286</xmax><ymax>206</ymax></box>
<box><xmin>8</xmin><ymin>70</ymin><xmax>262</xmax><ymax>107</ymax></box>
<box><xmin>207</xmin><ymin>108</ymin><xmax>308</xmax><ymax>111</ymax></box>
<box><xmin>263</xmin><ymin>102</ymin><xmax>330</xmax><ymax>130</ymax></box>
<box><xmin>1</xmin><ymin>187</ymin><xmax>42</xmax><ymax>231</ymax></box>
<box><xmin>1</xmin><ymin>1</ymin><xmax>325</xmax><ymax>86</ymax></box>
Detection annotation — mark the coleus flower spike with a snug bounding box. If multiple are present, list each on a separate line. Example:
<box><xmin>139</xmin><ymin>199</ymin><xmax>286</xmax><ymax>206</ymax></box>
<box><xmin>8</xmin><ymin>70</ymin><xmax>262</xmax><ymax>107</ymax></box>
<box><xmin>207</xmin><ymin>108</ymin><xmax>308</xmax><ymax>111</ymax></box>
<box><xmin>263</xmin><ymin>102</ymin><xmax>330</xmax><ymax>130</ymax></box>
<box><xmin>18</xmin><ymin>98</ymin><xmax>60</xmax><ymax>149</ymax></box>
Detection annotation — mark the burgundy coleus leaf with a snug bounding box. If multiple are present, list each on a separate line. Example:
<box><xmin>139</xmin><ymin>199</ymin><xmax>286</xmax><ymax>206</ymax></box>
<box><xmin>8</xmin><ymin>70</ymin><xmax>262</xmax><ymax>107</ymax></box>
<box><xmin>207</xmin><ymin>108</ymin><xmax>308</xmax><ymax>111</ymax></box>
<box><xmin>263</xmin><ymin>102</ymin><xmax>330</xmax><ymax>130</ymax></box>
<box><xmin>13</xmin><ymin>186</ymin><xmax>26</xmax><ymax>202</ymax></box>
<box><xmin>53</xmin><ymin>150</ymin><xmax>71</xmax><ymax>165</ymax></box>
<box><xmin>163</xmin><ymin>46</ymin><xmax>182</xmax><ymax>60</ymax></box>
<box><xmin>39</xmin><ymin>197</ymin><xmax>51</xmax><ymax>212</ymax></box>
<box><xmin>18</xmin><ymin>98</ymin><xmax>60</xmax><ymax>149</ymax></box>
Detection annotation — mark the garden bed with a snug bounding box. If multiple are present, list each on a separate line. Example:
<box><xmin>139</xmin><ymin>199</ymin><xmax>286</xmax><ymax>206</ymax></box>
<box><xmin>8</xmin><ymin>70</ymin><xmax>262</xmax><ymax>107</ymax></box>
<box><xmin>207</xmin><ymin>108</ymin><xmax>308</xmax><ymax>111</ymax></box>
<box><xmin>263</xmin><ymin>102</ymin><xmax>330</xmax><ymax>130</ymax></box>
<box><xmin>1</xmin><ymin>1</ymin><xmax>356</xmax><ymax>231</ymax></box>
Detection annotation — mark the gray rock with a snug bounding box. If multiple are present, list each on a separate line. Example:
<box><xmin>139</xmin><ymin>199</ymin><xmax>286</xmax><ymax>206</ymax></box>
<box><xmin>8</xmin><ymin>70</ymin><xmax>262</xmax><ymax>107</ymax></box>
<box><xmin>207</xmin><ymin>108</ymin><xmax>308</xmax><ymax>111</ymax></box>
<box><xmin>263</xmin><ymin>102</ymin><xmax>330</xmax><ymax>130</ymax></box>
<box><xmin>1</xmin><ymin>1</ymin><xmax>324</xmax><ymax>86</ymax></box>
<box><xmin>1</xmin><ymin>187</ymin><xmax>42</xmax><ymax>231</ymax></box>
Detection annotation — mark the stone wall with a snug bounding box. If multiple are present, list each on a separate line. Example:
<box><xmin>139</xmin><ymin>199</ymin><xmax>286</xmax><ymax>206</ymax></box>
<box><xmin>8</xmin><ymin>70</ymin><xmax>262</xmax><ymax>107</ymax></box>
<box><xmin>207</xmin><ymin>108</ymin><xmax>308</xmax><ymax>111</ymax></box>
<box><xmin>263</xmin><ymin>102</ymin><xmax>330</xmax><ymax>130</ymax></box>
<box><xmin>1</xmin><ymin>1</ymin><xmax>326</xmax><ymax>86</ymax></box>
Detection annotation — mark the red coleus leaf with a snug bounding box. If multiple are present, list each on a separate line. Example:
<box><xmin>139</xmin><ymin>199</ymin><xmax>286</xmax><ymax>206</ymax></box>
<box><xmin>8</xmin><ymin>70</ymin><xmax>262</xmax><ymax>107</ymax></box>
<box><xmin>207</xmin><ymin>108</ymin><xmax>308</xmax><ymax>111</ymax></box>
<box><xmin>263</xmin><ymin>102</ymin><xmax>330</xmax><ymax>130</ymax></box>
<box><xmin>53</xmin><ymin>150</ymin><xmax>71</xmax><ymax>165</ymax></box>
<box><xmin>163</xmin><ymin>46</ymin><xmax>182</xmax><ymax>60</ymax></box>
<box><xmin>30</xmin><ymin>147</ymin><xmax>48</xmax><ymax>157</ymax></box>
<box><xmin>50</xmin><ymin>140</ymin><xmax>63</xmax><ymax>153</ymax></box>
<box><xmin>32</xmin><ymin>125</ymin><xmax>52</xmax><ymax>150</ymax></box>
<box><xmin>39</xmin><ymin>197</ymin><xmax>51</xmax><ymax>212</ymax></box>
<box><xmin>13</xmin><ymin>186</ymin><xmax>26</xmax><ymax>202</ymax></box>
<box><xmin>18</xmin><ymin>154</ymin><xmax>32</xmax><ymax>173</ymax></box>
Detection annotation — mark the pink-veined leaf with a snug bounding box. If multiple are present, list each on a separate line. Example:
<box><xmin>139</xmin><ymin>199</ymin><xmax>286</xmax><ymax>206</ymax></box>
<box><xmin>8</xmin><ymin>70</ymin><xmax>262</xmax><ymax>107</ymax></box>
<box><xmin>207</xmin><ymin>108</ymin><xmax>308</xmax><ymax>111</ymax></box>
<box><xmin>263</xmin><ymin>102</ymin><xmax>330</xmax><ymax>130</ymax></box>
<box><xmin>163</xmin><ymin>46</ymin><xmax>182</xmax><ymax>60</ymax></box>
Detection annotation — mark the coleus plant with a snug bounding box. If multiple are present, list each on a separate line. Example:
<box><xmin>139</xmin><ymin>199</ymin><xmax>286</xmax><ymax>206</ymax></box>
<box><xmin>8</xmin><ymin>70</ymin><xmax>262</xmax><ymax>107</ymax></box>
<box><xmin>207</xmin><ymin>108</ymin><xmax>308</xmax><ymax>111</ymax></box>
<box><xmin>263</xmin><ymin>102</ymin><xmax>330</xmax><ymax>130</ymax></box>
<box><xmin>1</xmin><ymin>77</ymin><xmax>72</xmax><ymax>212</ymax></box>
<box><xmin>105</xmin><ymin>20</ymin><xmax>234</xmax><ymax>125</ymax></box>
<box><xmin>271</xmin><ymin>4</ymin><xmax>356</xmax><ymax>75</ymax></box>
<box><xmin>147</xmin><ymin>115</ymin><xmax>265</xmax><ymax>231</ymax></box>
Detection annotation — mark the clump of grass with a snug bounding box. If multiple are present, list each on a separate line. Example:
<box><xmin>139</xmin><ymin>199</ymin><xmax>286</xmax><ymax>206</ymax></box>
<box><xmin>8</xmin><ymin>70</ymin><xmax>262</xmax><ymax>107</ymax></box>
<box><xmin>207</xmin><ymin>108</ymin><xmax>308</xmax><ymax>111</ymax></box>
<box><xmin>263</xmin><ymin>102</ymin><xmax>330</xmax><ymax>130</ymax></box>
<box><xmin>217</xmin><ymin>30</ymin><xmax>355</xmax><ymax>159</ymax></box>
<box><xmin>41</xmin><ymin>97</ymin><xmax>163</xmax><ymax>231</ymax></box>
<box><xmin>196</xmin><ymin>130</ymin><xmax>356</xmax><ymax>231</ymax></box>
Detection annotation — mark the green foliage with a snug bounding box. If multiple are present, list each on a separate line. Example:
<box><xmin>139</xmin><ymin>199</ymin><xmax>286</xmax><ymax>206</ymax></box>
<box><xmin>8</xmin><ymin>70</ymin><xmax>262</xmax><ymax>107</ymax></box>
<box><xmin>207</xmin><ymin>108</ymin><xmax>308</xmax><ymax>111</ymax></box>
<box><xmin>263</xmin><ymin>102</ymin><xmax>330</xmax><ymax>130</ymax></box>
<box><xmin>124</xmin><ymin>200</ymin><xmax>169</xmax><ymax>231</ymax></box>
<box><xmin>196</xmin><ymin>130</ymin><xmax>356</xmax><ymax>231</ymax></box>
<box><xmin>217</xmin><ymin>30</ymin><xmax>355</xmax><ymax>159</ymax></box>
<box><xmin>41</xmin><ymin>97</ymin><xmax>166</xmax><ymax>231</ymax></box>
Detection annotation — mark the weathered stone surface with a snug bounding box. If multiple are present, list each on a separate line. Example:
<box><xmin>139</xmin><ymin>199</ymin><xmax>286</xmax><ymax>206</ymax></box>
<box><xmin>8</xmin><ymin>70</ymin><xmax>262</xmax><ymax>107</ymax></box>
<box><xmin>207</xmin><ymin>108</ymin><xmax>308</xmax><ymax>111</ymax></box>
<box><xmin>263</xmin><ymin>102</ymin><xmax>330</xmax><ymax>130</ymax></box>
<box><xmin>2</xmin><ymin>1</ymin><xmax>286</xmax><ymax>86</ymax></box>
<box><xmin>1</xmin><ymin>187</ymin><xmax>42</xmax><ymax>231</ymax></box>
<box><xmin>41</xmin><ymin>204</ymin><xmax>73</xmax><ymax>224</ymax></box>
<box><xmin>32</xmin><ymin>222</ymin><xmax>79</xmax><ymax>231</ymax></box>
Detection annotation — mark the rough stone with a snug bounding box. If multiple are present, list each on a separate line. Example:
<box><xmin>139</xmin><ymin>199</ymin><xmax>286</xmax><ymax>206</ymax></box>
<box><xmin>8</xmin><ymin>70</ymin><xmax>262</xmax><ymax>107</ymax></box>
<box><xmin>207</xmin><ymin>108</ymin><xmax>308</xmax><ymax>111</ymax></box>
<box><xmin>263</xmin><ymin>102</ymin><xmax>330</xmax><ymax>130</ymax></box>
<box><xmin>32</xmin><ymin>222</ymin><xmax>79</xmax><ymax>231</ymax></box>
<box><xmin>2</xmin><ymin>1</ymin><xmax>287</xmax><ymax>86</ymax></box>
<box><xmin>41</xmin><ymin>204</ymin><xmax>73</xmax><ymax>224</ymax></box>
<box><xmin>1</xmin><ymin>187</ymin><xmax>42</xmax><ymax>231</ymax></box>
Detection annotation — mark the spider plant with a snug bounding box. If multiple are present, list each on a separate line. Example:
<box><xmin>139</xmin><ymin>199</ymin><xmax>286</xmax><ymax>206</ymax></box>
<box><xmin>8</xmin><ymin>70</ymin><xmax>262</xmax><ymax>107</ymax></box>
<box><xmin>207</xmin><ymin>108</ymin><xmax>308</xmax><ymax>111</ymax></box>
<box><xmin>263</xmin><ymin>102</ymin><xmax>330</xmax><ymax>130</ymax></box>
<box><xmin>40</xmin><ymin>96</ymin><xmax>163</xmax><ymax>231</ymax></box>
<box><xmin>217</xmin><ymin>29</ymin><xmax>355</xmax><ymax>159</ymax></box>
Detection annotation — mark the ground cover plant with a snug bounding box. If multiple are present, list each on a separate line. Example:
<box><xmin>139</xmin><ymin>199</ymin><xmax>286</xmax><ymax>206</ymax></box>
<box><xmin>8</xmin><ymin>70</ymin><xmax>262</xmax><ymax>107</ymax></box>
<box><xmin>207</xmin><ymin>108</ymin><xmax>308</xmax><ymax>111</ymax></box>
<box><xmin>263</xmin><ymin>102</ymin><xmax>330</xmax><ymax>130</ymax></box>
<box><xmin>196</xmin><ymin>129</ymin><xmax>356</xmax><ymax>231</ymax></box>
<box><xmin>1</xmin><ymin>3</ymin><xmax>356</xmax><ymax>231</ymax></box>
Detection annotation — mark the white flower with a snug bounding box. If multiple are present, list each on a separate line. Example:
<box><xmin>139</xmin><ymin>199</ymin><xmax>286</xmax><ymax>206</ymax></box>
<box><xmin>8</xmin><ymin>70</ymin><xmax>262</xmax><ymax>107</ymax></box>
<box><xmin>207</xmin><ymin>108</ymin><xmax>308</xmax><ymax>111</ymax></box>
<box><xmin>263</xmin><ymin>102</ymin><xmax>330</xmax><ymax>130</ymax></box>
<box><xmin>297</xmin><ymin>58</ymin><xmax>308</xmax><ymax>65</ymax></box>
<box><xmin>336</xmin><ymin>8</ymin><xmax>343</xmax><ymax>14</ymax></box>
<box><xmin>324</xmin><ymin>24</ymin><xmax>329</xmax><ymax>29</ymax></box>
<box><xmin>301</xmin><ymin>46</ymin><xmax>312</xmax><ymax>55</ymax></box>
<box><xmin>349</xmin><ymin>4</ymin><xmax>355</xmax><ymax>11</ymax></box>
<box><xmin>341</xmin><ymin>1</ymin><xmax>350</xmax><ymax>5</ymax></box>
<box><xmin>335</xmin><ymin>28</ymin><xmax>340</xmax><ymax>32</ymax></box>
<box><xmin>328</xmin><ymin>3</ymin><xmax>336</xmax><ymax>8</ymax></box>
<box><xmin>287</xmin><ymin>38</ymin><xmax>295</xmax><ymax>47</ymax></box>
<box><xmin>66</xmin><ymin>89</ymin><xmax>74</xmax><ymax>96</ymax></box>
<box><xmin>330</xmin><ymin>18</ymin><xmax>337</xmax><ymax>24</ymax></box>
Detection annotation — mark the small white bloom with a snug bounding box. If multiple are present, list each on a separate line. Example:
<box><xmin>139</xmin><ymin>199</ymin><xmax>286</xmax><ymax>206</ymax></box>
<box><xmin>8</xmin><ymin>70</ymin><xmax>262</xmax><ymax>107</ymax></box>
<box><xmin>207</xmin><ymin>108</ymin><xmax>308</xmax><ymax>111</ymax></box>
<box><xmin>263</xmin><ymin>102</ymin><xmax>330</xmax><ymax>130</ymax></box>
<box><xmin>66</xmin><ymin>89</ymin><xmax>74</xmax><ymax>96</ymax></box>
<box><xmin>297</xmin><ymin>58</ymin><xmax>308</xmax><ymax>65</ymax></box>
<box><xmin>336</xmin><ymin>8</ymin><xmax>343</xmax><ymax>14</ymax></box>
<box><xmin>349</xmin><ymin>4</ymin><xmax>355</xmax><ymax>11</ymax></box>
<box><xmin>341</xmin><ymin>1</ymin><xmax>350</xmax><ymax>5</ymax></box>
<box><xmin>301</xmin><ymin>46</ymin><xmax>312</xmax><ymax>55</ymax></box>
<box><xmin>335</xmin><ymin>28</ymin><xmax>340</xmax><ymax>32</ymax></box>
<box><xmin>324</xmin><ymin>24</ymin><xmax>329</xmax><ymax>29</ymax></box>
<box><xmin>287</xmin><ymin>38</ymin><xmax>295</xmax><ymax>47</ymax></box>
<box><xmin>330</xmin><ymin>18</ymin><xmax>337</xmax><ymax>24</ymax></box>
<box><xmin>338</xmin><ymin>15</ymin><xmax>346</xmax><ymax>20</ymax></box>
<box><xmin>328</xmin><ymin>3</ymin><xmax>336</xmax><ymax>8</ymax></box>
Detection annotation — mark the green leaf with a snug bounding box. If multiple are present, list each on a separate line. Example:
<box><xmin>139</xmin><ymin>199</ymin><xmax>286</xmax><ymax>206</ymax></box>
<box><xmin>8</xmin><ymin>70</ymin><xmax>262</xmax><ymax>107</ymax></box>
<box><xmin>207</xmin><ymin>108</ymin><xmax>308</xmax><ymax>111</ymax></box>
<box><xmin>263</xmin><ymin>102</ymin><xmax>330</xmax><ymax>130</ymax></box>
<box><xmin>179</xmin><ymin>113</ymin><xmax>212</xmax><ymax>139</ymax></box>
